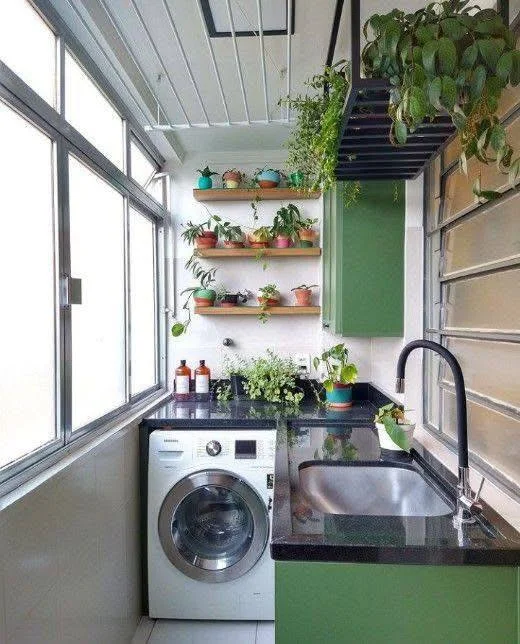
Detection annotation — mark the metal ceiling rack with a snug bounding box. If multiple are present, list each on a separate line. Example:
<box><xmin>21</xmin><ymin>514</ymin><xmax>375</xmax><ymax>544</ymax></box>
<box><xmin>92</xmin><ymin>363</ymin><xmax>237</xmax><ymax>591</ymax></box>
<box><xmin>328</xmin><ymin>0</ymin><xmax>512</xmax><ymax>180</ymax></box>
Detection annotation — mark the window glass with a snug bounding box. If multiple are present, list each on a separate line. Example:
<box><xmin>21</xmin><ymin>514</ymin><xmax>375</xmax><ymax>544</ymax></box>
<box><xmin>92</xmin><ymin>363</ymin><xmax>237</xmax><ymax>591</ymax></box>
<box><xmin>65</xmin><ymin>51</ymin><xmax>124</xmax><ymax>169</ymax></box>
<box><xmin>129</xmin><ymin>207</ymin><xmax>157</xmax><ymax>395</ymax></box>
<box><xmin>69</xmin><ymin>156</ymin><xmax>126</xmax><ymax>430</ymax></box>
<box><xmin>130</xmin><ymin>139</ymin><xmax>156</xmax><ymax>188</ymax></box>
<box><xmin>0</xmin><ymin>0</ymin><xmax>56</xmax><ymax>106</ymax></box>
<box><xmin>0</xmin><ymin>100</ymin><xmax>57</xmax><ymax>467</ymax></box>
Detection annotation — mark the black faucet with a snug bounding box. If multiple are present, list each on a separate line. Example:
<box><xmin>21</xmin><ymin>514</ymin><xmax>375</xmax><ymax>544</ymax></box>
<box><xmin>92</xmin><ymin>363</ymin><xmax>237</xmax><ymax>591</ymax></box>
<box><xmin>395</xmin><ymin>339</ymin><xmax>483</xmax><ymax>520</ymax></box>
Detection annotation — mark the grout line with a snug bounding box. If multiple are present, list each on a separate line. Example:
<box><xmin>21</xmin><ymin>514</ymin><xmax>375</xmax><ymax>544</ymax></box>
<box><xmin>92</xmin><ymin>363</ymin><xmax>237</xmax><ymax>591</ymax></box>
<box><xmin>254</xmin><ymin>620</ymin><xmax>259</xmax><ymax>644</ymax></box>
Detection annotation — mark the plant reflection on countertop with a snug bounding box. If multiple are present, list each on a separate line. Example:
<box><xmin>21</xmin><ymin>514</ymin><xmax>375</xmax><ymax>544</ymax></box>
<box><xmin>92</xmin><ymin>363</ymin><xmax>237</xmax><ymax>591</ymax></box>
<box><xmin>314</xmin><ymin>429</ymin><xmax>358</xmax><ymax>462</ymax></box>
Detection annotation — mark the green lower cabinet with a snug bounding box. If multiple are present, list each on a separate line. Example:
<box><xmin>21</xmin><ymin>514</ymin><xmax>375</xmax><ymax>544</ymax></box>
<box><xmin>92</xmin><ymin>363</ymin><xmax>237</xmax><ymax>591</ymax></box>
<box><xmin>322</xmin><ymin>180</ymin><xmax>405</xmax><ymax>336</ymax></box>
<box><xmin>276</xmin><ymin>561</ymin><xmax>519</xmax><ymax>644</ymax></box>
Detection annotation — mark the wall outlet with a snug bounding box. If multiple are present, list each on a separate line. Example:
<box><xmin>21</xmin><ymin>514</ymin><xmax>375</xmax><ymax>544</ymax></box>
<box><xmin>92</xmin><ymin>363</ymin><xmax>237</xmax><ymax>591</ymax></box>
<box><xmin>294</xmin><ymin>353</ymin><xmax>311</xmax><ymax>376</ymax></box>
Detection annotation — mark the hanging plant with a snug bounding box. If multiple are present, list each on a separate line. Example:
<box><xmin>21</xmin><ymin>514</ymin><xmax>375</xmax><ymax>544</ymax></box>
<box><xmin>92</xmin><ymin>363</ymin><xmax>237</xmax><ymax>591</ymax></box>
<box><xmin>280</xmin><ymin>60</ymin><xmax>353</xmax><ymax>200</ymax></box>
<box><xmin>362</xmin><ymin>1</ymin><xmax>520</xmax><ymax>198</ymax></box>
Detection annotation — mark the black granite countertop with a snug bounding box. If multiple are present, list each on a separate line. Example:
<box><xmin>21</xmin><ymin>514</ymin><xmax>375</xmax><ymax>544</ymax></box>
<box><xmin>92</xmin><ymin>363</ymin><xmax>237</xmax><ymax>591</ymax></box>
<box><xmin>141</xmin><ymin>387</ymin><xmax>520</xmax><ymax>566</ymax></box>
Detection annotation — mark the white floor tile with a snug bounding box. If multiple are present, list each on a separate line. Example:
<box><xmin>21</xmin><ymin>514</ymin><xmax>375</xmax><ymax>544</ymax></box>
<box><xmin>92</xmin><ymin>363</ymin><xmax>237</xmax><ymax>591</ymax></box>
<box><xmin>256</xmin><ymin>621</ymin><xmax>275</xmax><ymax>644</ymax></box>
<box><xmin>148</xmin><ymin>620</ymin><xmax>257</xmax><ymax>644</ymax></box>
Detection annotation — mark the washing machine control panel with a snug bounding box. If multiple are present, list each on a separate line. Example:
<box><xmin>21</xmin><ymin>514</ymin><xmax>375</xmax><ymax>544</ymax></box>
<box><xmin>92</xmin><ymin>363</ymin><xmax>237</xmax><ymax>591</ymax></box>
<box><xmin>194</xmin><ymin>435</ymin><xmax>275</xmax><ymax>462</ymax></box>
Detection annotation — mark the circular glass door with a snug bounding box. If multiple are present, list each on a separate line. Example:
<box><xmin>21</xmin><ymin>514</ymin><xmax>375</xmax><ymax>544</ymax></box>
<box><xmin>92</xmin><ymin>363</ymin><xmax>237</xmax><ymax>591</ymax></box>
<box><xmin>158</xmin><ymin>470</ymin><xmax>269</xmax><ymax>583</ymax></box>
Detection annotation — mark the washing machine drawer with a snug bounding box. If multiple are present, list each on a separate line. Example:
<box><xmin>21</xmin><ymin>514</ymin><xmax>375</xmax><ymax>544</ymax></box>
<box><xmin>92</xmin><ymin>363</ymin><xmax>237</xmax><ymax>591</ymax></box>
<box><xmin>158</xmin><ymin>469</ymin><xmax>269</xmax><ymax>583</ymax></box>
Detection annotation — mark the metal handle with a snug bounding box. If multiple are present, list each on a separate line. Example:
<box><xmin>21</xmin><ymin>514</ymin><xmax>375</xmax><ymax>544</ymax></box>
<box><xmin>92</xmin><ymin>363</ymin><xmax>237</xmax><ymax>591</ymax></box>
<box><xmin>474</xmin><ymin>476</ymin><xmax>485</xmax><ymax>504</ymax></box>
<box><xmin>61</xmin><ymin>275</ymin><xmax>82</xmax><ymax>307</ymax></box>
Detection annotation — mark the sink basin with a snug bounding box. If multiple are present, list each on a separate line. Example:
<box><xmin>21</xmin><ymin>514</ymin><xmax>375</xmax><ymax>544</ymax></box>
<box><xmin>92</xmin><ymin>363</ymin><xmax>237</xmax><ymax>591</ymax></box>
<box><xmin>299</xmin><ymin>463</ymin><xmax>453</xmax><ymax>517</ymax></box>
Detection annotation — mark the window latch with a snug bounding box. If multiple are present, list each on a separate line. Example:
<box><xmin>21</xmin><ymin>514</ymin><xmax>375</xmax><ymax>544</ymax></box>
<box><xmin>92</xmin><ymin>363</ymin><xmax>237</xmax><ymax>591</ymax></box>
<box><xmin>61</xmin><ymin>275</ymin><xmax>82</xmax><ymax>307</ymax></box>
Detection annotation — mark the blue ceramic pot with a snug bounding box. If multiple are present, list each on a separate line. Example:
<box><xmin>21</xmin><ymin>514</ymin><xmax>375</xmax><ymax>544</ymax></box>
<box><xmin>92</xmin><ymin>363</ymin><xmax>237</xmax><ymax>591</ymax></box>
<box><xmin>257</xmin><ymin>169</ymin><xmax>281</xmax><ymax>188</ymax></box>
<box><xmin>198</xmin><ymin>176</ymin><xmax>212</xmax><ymax>189</ymax></box>
<box><xmin>326</xmin><ymin>383</ymin><xmax>353</xmax><ymax>408</ymax></box>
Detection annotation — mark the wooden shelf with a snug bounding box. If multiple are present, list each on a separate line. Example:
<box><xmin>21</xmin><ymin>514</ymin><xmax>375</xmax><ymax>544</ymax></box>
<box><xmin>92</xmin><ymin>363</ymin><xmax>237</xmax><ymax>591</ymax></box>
<box><xmin>196</xmin><ymin>247</ymin><xmax>321</xmax><ymax>258</ymax></box>
<box><xmin>193</xmin><ymin>188</ymin><xmax>321</xmax><ymax>202</ymax></box>
<box><xmin>195</xmin><ymin>306</ymin><xmax>320</xmax><ymax>316</ymax></box>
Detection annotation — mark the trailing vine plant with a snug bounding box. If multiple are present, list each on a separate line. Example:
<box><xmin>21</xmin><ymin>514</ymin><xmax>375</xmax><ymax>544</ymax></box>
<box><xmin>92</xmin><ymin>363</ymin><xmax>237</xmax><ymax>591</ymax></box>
<box><xmin>362</xmin><ymin>1</ymin><xmax>520</xmax><ymax>198</ymax></box>
<box><xmin>280</xmin><ymin>61</ymin><xmax>359</xmax><ymax>204</ymax></box>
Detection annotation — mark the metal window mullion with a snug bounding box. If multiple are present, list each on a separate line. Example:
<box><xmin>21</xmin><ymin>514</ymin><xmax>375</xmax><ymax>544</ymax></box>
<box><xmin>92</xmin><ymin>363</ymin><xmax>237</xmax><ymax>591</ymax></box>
<box><xmin>57</xmin><ymin>137</ymin><xmax>73</xmax><ymax>444</ymax></box>
<box><xmin>153</xmin><ymin>221</ymin><xmax>162</xmax><ymax>388</ymax></box>
<box><xmin>124</xmin><ymin>198</ymin><xmax>132</xmax><ymax>401</ymax></box>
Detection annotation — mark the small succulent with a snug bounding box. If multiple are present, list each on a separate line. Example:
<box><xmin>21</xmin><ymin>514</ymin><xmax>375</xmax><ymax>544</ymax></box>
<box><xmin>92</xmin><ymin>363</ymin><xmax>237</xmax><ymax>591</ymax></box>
<box><xmin>197</xmin><ymin>166</ymin><xmax>218</xmax><ymax>177</ymax></box>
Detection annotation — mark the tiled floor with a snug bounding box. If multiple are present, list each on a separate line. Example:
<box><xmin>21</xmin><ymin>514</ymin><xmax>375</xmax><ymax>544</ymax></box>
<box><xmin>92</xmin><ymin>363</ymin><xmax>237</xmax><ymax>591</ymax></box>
<box><xmin>137</xmin><ymin>619</ymin><xmax>275</xmax><ymax>644</ymax></box>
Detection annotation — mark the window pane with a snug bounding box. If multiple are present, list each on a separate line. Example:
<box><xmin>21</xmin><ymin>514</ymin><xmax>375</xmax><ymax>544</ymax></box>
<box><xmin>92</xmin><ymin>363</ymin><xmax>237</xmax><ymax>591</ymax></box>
<box><xmin>443</xmin><ymin>269</ymin><xmax>520</xmax><ymax>333</ymax></box>
<box><xmin>129</xmin><ymin>207</ymin><xmax>157</xmax><ymax>395</ymax></box>
<box><xmin>443</xmin><ymin>338</ymin><xmax>520</xmax><ymax>411</ymax></box>
<box><xmin>442</xmin><ymin>389</ymin><xmax>520</xmax><ymax>487</ymax></box>
<box><xmin>0</xmin><ymin>100</ymin><xmax>56</xmax><ymax>467</ymax></box>
<box><xmin>65</xmin><ymin>51</ymin><xmax>124</xmax><ymax>169</ymax></box>
<box><xmin>69</xmin><ymin>156</ymin><xmax>126</xmax><ymax>430</ymax></box>
<box><xmin>443</xmin><ymin>192</ymin><xmax>520</xmax><ymax>278</ymax></box>
<box><xmin>130</xmin><ymin>139</ymin><xmax>156</xmax><ymax>188</ymax></box>
<box><xmin>0</xmin><ymin>0</ymin><xmax>56</xmax><ymax>106</ymax></box>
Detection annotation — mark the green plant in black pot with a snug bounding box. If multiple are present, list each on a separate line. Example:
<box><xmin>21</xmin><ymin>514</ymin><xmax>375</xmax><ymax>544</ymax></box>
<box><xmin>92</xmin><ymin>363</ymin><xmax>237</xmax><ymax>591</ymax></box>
<box><xmin>362</xmin><ymin>1</ymin><xmax>520</xmax><ymax>199</ymax></box>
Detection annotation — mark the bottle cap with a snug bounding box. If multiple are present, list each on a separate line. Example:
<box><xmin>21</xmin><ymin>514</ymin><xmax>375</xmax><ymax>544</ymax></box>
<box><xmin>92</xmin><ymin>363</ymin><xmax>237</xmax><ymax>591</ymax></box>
<box><xmin>180</xmin><ymin>360</ymin><xmax>186</xmax><ymax>366</ymax></box>
<box><xmin>200</xmin><ymin>360</ymin><xmax>205</xmax><ymax>366</ymax></box>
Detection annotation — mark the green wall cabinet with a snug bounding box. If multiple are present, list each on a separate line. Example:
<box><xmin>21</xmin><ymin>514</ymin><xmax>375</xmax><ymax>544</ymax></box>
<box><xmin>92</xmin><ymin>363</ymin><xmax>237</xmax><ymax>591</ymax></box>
<box><xmin>276</xmin><ymin>561</ymin><xmax>519</xmax><ymax>644</ymax></box>
<box><xmin>323</xmin><ymin>181</ymin><xmax>405</xmax><ymax>336</ymax></box>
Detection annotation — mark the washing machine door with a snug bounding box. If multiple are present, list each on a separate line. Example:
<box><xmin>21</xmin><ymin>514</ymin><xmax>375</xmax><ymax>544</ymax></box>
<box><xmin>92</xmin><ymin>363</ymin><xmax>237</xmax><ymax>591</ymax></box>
<box><xmin>158</xmin><ymin>469</ymin><xmax>269</xmax><ymax>583</ymax></box>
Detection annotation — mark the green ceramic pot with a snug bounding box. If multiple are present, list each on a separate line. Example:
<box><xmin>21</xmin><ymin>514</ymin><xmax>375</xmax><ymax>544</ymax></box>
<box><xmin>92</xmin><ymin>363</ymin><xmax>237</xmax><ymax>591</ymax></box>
<box><xmin>198</xmin><ymin>176</ymin><xmax>212</xmax><ymax>189</ymax></box>
<box><xmin>193</xmin><ymin>288</ymin><xmax>216</xmax><ymax>306</ymax></box>
<box><xmin>325</xmin><ymin>383</ymin><xmax>353</xmax><ymax>408</ymax></box>
<box><xmin>289</xmin><ymin>171</ymin><xmax>304</xmax><ymax>187</ymax></box>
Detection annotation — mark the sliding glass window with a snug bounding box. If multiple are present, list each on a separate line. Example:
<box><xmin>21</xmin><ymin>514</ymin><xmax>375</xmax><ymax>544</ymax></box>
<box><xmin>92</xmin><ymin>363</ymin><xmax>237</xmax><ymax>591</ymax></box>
<box><xmin>0</xmin><ymin>0</ymin><xmax>168</xmax><ymax>490</ymax></box>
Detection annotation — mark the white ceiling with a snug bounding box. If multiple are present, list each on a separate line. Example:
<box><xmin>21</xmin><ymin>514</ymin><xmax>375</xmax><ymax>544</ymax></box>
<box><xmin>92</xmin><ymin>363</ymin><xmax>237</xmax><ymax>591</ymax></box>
<box><xmin>52</xmin><ymin>0</ymin><xmax>496</xmax><ymax>162</ymax></box>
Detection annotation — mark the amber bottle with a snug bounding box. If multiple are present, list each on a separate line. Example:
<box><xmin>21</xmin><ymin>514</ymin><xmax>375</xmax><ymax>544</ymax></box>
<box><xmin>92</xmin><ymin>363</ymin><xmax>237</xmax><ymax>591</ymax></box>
<box><xmin>195</xmin><ymin>360</ymin><xmax>211</xmax><ymax>399</ymax></box>
<box><xmin>175</xmin><ymin>360</ymin><xmax>191</xmax><ymax>401</ymax></box>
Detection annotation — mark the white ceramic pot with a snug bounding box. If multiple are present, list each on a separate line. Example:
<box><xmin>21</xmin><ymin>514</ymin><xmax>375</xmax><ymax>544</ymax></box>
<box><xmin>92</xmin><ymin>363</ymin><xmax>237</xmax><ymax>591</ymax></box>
<box><xmin>376</xmin><ymin>421</ymin><xmax>415</xmax><ymax>451</ymax></box>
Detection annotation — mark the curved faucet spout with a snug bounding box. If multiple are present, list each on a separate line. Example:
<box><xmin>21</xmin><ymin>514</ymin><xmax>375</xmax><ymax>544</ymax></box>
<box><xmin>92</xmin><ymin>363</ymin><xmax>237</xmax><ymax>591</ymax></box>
<box><xmin>395</xmin><ymin>339</ymin><xmax>468</xmax><ymax>470</ymax></box>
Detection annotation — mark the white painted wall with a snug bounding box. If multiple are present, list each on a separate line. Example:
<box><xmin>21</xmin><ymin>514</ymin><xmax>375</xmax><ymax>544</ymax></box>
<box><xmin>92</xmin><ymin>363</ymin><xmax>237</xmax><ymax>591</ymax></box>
<box><xmin>166</xmin><ymin>150</ymin><xmax>372</xmax><ymax>381</ymax></box>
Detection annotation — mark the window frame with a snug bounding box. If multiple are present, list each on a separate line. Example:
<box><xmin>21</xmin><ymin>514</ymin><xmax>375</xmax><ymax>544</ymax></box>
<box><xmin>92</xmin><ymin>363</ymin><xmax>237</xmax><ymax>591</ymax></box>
<box><xmin>423</xmin><ymin>113</ymin><xmax>520</xmax><ymax>501</ymax></box>
<box><xmin>0</xmin><ymin>0</ymin><xmax>170</xmax><ymax>493</ymax></box>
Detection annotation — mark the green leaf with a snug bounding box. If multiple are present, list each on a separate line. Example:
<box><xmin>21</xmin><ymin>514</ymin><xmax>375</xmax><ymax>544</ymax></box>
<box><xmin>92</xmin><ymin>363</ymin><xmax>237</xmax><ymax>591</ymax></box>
<box><xmin>461</xmin><ymin>42</ymin><xmax>478</xmax><ymax>69</ymax></box>
<box><xmin>428</xmin><ymin>76</ymin><xmax>442</xmax><ymax>108</ymax></box>
<box><xmin>382</xmin><ymin>417</ymin><xmax>410</xmax><ymax>452</ymax></box>
<box><xmin>509</xmin><ymin>158</ymin><xmax>520</xmax><ymax>185</ymax></box>
<box><xmin>511</xmin><ymin>51</ymin><xmax>520</xmax><ymax>86</ymax></box>
<box><xmin>490</xmin><ymin>123</ymin><xmax>506</xmax><ymax>152</ymax></box>
<box><xmin>477</xmin><ymin>38</ymin><xmax>505</xmax><ymax>71</ymax></box>
<box><xmin>395</xmin><ymin>120</ymin><xmax>408</xmax><ymax>144</ymax></box>
<box><xmin>496</xmin><ymin>51</ymin><xmax>513</xmax><ymax>81</ymax></box>
<box><xmin>470</xmin><ymin>65</ymin><xmax>487</xmax><ymax>100</ymax></box>
<box><xmin>440</xmin><ymin>76</ymin><xmax>457</xmax><ymax>110</ymax></box>
<box><xmin>452</xmin><ymin>104</ymin><xmax>467</xmax><ymax>130</ymax></box>
<box><xmin>437</xmin><ymin>37</ymin><xmax>457</xmax><ymax>75</ymax></box>
<box><xmin>171</xmin><ymin>322</ymin><xmax>185</xmax><ymax>337</ymax></box>
<box><xmin>312</xmin><ymin>356</ymin><xmax>320</xmax><ymax>371</ymax></box>
<box><xmin>440</xmin><ymin>17</ymin><xmax>467</xmax><ymax>40</ymax></box>
<box><xmin>383</xmin><ymin>21</ymin><xmax>401</xmax><ymax>57</ymax></box>
<box><xmin>323</xmin><ymin>379</ymin><xmax>334</xmax><ymax>393</ymax></box>
<box><xmin>422</xmin><ymin>40</ymin><xmax>438</xmax><ymax>76</ymax></box>
<box><xmin>409</xmin><ymin>86</ymin><xmax>428</xmax><ymax>123</ymax></box>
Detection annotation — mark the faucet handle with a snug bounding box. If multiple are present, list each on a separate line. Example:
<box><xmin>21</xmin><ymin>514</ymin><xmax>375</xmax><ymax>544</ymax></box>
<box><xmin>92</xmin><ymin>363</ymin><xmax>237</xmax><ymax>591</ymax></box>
<box><xmin>474</xmin><ymin>476</ymin><xmax>485</xmax><ymax>504</ymax></box>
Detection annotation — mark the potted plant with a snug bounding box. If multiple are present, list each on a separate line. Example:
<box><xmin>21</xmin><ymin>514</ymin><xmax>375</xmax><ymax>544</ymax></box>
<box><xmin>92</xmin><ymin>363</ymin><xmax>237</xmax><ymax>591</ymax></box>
<box><xmin>374</xmin><ymin>403</ymin><xmax>414</xmax><ymax>453</ymax></box>
<box><xmin>270</xmin><ymin>203</ymin><xmax>302</xmax><ymax>248</ymax></box>
<box><xmin>196</xmin><ymin>166</ymin><xmax>218</xmax><ymax>189</ymax></box>
<box><xmin>216</xmin><ymin>285</ymin><xmax>250</xmax><ymax>308</ymax></box>
<box><xmin>288</xmin><ymin>170</ymin><xmax>305</xmax><ymax>188</ymax></box>
<box><xmin>291</xmin><ymin>284</ymin><xmax>317</xmax><ymax>306</ymax></box>
<box><xmin>257</xmin><ymin>283</ymin><xmax>280</xmax><ymax>323</ymax></box>
<box><xmin>171</xmin><ymin>263</ymin><xmax>218</xmax><ymax>336</ymax></box>
<box><xmin>248</xmin><ymin>226</ymin><xmax>271</xmax><ymax>249</ymax></box>
<box><xmin>222</xmin><ymin>168</ymin><xmax>242</xmax><ymax>189</ymax></box>
<box><xmin>362</xmin><ymin>4</ymin><xmax>520</xmax><ymax>198</ymax></box>
<box><xmin>181</xmin><ymin>220</ymin><xmax>217</xmax><ymax>249</ymax></box>
<box><xmin>223</xmin><ymin>354</ymin><xmax>250</xmax><ymax>399</ymax></box>
<box><xmin>211</xmin><ymin>215</ymin><xmax>244</xmax><ymax>248</ymax></box>
<box><xmin>297</xmin><ymin>217</ymin><xmax>319</xmax><ymax>247</ymax></box>
<box><xmin>313</xmin><ymin>344</ymin><xmax>358</xmax><ymax>408</ymax></box>
<box><xmin>256</xmin><ymin>167</ymin><xmax>282</xmax><ymax>188</ymax></box>
<box><xmin>241</xmin><ymin>350</ymin><xmax>304</xmax><ymax>404</ymax></box>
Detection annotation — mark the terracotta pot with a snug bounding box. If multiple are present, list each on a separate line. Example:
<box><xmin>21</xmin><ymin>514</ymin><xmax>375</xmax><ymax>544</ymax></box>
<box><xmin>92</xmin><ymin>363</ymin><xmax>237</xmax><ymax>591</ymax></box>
<box><xmin>195</xmin><ymin>231</ymin><xmax>217</xmax><ymax>249</ymax></box>
<box><xmin>299</xmin><ymin>228</ymin><xmax>316</xmax><ymax>248</ymax></box>
<box><xmin>273</xmin><ymin>235</ymin><xmax>292</xmax><ymax>248</ymax></box>
<box><xmin>257</xmin><ymin>290</ymin><xmax>280</xmax><ymax>307</ymax></box>
<box><xmin>293</xmin><ymin>288</ymin><xmax>312</xmax><ymax>306</ymax></box>
<box><xmin>257</xmin><ymin>180</ymin><xmax>278</xmax><ymax>188</ymax></box>
<box><xmin>249</xmin><ymin>241</ymin><xmax>270</xmax><ymax>249</ymax></box>
<box><xmin>223</xmin><ymin>240</ymin><xmax>245</xmax><ymax>249</ymax></box>
<box><xmin>222</xmin><ymin>170</ymin><xmax>242</xmax><ymax>189</ymax></box>
<box><xmin>193</xmin><ymin>288</ymin><xmax>216</xmax><ymax>307</ymax></box>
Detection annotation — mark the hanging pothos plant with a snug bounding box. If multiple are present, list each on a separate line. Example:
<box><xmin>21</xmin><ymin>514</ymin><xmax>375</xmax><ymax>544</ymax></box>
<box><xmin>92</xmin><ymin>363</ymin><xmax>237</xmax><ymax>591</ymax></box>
<box><xmin>362</xmin><ymin>0</ymin><xmax>520</xmax><ymax>198</ymax></box>
<box><xmin>279</xmin><ymin>60</ymin><xmax>361</xmax><ymax>205</ymax></box>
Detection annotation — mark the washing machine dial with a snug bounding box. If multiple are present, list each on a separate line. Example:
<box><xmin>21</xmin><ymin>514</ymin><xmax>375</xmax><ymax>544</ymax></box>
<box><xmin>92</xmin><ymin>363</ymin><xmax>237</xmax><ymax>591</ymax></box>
<box><xmin>206</xmin><ymin>440</ymin><xmax>222</xmax><ymax>456</ymax></box>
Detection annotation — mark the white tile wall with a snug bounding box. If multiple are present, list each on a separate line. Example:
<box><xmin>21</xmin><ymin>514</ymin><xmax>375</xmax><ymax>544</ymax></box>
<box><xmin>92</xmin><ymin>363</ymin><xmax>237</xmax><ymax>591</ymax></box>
<box><xmin>0</xmin><ymin>424</ymin><xmax>142</xmax><ymax>643</ymax></box>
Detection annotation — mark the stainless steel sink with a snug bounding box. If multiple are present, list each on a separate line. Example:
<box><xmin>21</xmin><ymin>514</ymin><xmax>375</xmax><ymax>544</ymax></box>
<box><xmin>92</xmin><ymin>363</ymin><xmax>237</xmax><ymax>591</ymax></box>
<box><xmin>299</xmin><ymin>463</ymin><xmax>453</xmax><ymax>517</ymax></box>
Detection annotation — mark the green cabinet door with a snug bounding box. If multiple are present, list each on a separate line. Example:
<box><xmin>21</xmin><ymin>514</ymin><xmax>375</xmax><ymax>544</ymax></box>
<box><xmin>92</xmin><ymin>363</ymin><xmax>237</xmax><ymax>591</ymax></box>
<box><xmin>323</xmin><ymin>180</ymin><xmax>405</xmax><ymax>336</ymax></box>
<box><xmin>276</xmin><ymin>561</ymin><xmax>519</xmax><ymax>644</ymax></box>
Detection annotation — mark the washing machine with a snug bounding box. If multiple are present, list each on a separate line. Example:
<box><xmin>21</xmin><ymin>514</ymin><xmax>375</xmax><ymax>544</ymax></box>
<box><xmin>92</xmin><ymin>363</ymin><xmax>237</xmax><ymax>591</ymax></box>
<box><xmin>147</xmin><ymin>428</ymin><xmax>276</xmax><ymax>620</ymax></box>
